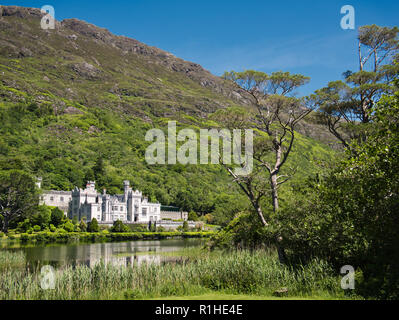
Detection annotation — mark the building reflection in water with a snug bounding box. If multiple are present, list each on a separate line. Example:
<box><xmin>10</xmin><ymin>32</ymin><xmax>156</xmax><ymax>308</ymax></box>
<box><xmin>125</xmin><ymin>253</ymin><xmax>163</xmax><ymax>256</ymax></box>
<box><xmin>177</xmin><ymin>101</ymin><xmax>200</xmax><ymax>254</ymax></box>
<box><xmin>84</xmin><ymin>243</ymin><xmax>164</xmax><ymax>268</ymax></box>
<box><xmin>18</xmin><ymin>239</ymin><xmax>198</xmax><ymax>269</ymax></box>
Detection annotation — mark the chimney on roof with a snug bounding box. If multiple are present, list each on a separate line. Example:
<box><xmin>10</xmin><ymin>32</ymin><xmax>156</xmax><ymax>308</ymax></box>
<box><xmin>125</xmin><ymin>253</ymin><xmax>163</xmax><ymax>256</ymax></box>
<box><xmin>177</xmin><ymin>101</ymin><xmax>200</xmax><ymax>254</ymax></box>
<box><xmin>36</xmin><ymin>177</ymin><xmax>42</xmax><ymax>189</ymax></box>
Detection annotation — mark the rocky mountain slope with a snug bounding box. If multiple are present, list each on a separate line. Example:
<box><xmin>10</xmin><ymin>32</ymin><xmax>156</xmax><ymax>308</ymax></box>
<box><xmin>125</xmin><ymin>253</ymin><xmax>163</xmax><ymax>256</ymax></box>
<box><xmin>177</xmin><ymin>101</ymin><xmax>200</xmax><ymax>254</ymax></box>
<box><xmin>0</xmin><ymin>5</ymin><xmax>333</xmax><ymax>143</ymax></box>
<box><xmin>0</xmin><ymin>5</ymin><xmax>255</xmax><ymax>118</ymax></box>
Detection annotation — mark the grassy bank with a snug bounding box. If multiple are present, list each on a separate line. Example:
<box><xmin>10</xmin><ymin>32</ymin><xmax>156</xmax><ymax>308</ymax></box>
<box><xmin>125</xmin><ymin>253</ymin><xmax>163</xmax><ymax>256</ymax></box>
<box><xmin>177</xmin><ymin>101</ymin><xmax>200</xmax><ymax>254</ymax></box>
<box><xmin>2</xmin><ymin>231</ymin><xmax>215</xmax><ymax>245</ymax></box>
<box><xmin>0</xmin><ymin>249</ymin><xmax>358</xmax><ymax>300</ymax></box>
<box><xmin>152</xmin><ymin>293</ymin><xmax>352</xmax><ymax>300</ymax></box>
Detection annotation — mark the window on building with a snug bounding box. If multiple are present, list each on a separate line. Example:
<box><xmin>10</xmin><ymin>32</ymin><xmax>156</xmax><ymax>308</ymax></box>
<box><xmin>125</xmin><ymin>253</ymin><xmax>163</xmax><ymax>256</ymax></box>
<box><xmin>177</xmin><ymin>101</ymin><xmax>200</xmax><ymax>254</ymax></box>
<box><xmin>50</xmin><ymin>197</ymin><xmax>54</xmax><ymax>201</ymax></box>
<box><xmin>142</xmin><ymin>208</ymin><xmax>147</xmax><ymax>216</ymax></box>
<box><xmin>60</xmin><ymin>197</ymin><xmax>64</xmax><ymax>202</ymax></box>
<box><xmin>120</xmin><ymin>207</ymin><xmax>123</xmax><ymax>211</ymax></box>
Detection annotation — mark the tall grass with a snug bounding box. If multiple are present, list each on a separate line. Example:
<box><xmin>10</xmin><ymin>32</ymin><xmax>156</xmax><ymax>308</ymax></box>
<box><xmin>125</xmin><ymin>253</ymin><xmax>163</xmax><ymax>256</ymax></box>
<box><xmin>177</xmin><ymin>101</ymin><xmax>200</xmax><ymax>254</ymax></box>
<box><xmin>0</xmin><ymin>250</ymin><xmax>25</xmax><ymax>271</ymax></box>
<box><xmin>0</xmin><ymin>249</ymin><xmax>347</xmax><ymax>300</ymax></box>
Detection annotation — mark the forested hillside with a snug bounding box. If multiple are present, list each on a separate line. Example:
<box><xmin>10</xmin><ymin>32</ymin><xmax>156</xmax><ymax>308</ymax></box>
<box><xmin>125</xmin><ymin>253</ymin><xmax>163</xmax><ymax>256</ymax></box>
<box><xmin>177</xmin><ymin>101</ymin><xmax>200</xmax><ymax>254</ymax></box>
<box><xmin>0</xmin><ymin>5</ymin><xmax>335</xmax><ymax>224</ymax></box>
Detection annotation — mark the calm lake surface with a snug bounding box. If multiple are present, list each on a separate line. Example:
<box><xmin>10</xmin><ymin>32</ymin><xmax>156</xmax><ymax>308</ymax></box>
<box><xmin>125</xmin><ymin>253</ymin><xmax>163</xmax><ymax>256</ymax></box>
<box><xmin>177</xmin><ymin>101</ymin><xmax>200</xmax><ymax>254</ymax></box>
<box><xmin>2</xmin><ymin>239</ymin><xmax>204</xmax><ymax>269</ymax></box>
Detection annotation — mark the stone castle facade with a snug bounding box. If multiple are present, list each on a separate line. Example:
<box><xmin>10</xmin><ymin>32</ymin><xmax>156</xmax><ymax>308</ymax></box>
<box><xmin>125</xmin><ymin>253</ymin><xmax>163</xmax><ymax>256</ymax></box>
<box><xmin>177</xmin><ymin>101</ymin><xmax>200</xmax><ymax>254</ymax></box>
<box><xmin>40</xmin><ymin>180</ymin><xmax>161</xmax><ymax>224</ymax></box>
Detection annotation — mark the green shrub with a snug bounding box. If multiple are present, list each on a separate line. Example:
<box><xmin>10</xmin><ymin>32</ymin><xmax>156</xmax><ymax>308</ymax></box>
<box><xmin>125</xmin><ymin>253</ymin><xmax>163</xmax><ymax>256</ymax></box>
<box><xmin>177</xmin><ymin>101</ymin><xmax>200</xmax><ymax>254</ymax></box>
<box><xmin>20</xmin><ymin>233</ymin><xmax>30</xmax><ymax>242</ymax></box>
<box><xmin>35</xmin><ymin>232</ymin><xmax>47</xmax><ymax>243</ymax></box>
<box><xmin>182</xmin><ymin>221</ymin><xmax>189</xmax><ymax>232</ymax></box>
<box><xmin>208</xmin><ymin>212</ymin><xmax>274</xmax><ymax>250</ymax></box>
<box><xmin>128</xmin><ymin>224</ymin><xmax>148</xmax><ymax>232</ymax></box>
<box><xmin>110</xmin><ymin>220</ymin><xmax>130</xmax><ymax>233</ymax></box>
<box><xmin>87</xmin><ymin>218</ymin><xmax>99</xmax><ymax>233</ymax></box>
<box><xmin>50</xmin><ymin>207</ymin><xmax>65</xmax><ymax>227</ymax></box>
<box><xmin>79</xmin><ymin>219</ymin><xmax>87</xmax><ymax>232</ymax></box>
<box><xmin>16</xmin><ymin>219</ymin><xmax>31</xmax><ymax>233</ymax></box>
<box><xmin>62</xmin><ymin>221</ymin><xmax>75</xmax><ymax>233</ymax></box>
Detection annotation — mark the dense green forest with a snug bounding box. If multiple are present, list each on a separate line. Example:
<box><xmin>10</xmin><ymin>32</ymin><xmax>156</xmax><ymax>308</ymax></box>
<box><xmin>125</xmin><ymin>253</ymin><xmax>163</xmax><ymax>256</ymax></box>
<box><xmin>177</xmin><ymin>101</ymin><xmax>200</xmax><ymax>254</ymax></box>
<box><xmin>0</xmin><ymin>84</ymin><xmax>334</xmax><ymax>225</ymax></box>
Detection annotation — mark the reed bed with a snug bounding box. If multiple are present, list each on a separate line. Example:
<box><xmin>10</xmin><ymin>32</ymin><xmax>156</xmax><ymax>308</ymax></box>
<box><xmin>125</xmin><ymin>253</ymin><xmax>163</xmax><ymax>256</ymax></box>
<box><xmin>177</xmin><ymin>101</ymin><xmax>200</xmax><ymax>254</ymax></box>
<box><xmin>0</xmin><ymin>250</ymin><xmax>25</xmax><ymax>271</ymax></box>
<box><xmin>0</xmin><ymin>249</ymin><xmax>345</xmax><ymax>300</ymax></box>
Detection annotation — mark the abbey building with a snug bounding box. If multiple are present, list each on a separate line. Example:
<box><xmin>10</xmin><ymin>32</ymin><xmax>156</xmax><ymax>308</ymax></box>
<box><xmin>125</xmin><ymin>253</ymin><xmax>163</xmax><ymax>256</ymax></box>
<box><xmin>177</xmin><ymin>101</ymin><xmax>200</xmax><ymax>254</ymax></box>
<box><xmin>39</xmin><ymin>180</ymin><xmax>161</xmax><ymax>224</ymax></box>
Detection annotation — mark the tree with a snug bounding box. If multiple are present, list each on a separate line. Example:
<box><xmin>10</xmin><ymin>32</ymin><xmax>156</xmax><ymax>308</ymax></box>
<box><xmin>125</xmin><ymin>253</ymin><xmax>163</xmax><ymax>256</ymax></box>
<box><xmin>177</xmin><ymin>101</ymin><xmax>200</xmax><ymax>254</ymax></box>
<box><xmin>87</xmin><ymin>218</ymin><xmax>99</xmax><ymax>233</ymax></box>
<box><xmin>79</xmin><ymin>218</ymin><xmax>87</xmax><ymax>232</ymax></box>
<box><xmin>188</xmin><ymin>211</ymin><xmax>199</xmax><ymax>222</ymax></box>
<box><xmin>212</xmin><ymin>193</ymin><xmax>248</xmax><ymax>227</ymax></box>
<box><xmin>220</xmin><ymin>70</ymin><xmax>312</xmax><ymax>218</ymax></box>
<box><xmin>110</xmin><ymin>220</ymin><xmax>129</xmax><ymax>233</ymax></box>
<box><xmin>279</xmin><ymin>82</ymin><xmax>399</xmax><ymax>298</ymax></box>
<box><xmin>50</xmin><ymin>207</ymin><xmax>65</xmax><ymax>227</ymax></box>
<box><xmin>0</xmin><ymin>170</ymin><xmax>39</xmax><ymax>233</ymax></box>
<box><xmin>93</xmin><ymin>156</ymin><xmax>105</xmax><ymax>188</ymax></box>
<box><xmin>32</xmin><ymin>205</ymin><xmax>51</xmax><ymax>228</ymax></box>
<box><xmin>313</xmin><ymin>25</ymin><xmax>399</xmax><ymax>149</ymax></box>
<box><xmin>358</xmin><ymin>25</ymin><xmax>399</xmax><ymax>73</ymax></box>
<box><xmin>217</xmin><ymin>70</ymin><xmax>313</xmax><ymax>262</ymax></box>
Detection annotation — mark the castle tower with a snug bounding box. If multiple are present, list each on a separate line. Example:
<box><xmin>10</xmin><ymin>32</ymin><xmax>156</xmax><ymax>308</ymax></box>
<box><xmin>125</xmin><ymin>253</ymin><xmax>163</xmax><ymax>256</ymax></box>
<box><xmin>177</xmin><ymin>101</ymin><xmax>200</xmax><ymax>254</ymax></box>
<box><xmin>124</xmin><ymin>180</ymin><xmax>130</xmax><ymax>193</ymax></box>
<box><xmin>123</xmin><ymin>180</ymin><xmax>130</xmax><ymax>201</ymax></box>
<box><xmin>124</xmin><ymin>180</ymin><xmax>134</xmax><ymax>222</ymax></box>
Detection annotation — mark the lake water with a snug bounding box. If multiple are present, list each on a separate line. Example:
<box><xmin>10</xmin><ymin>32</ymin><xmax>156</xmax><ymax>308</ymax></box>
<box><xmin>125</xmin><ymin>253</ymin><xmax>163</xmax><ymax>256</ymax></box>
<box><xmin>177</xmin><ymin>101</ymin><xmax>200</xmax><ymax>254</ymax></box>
<box><xmin>2</xmin><ymin>239</ymin><xmax>204</xmax><ymax>269</ymax></box>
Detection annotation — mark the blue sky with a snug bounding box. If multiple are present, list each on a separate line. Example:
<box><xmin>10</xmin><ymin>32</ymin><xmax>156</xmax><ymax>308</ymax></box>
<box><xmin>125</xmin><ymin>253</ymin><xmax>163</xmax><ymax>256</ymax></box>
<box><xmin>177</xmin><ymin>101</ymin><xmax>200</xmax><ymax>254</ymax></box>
<box><xmin>3</xmin><ymin>0</ymin><xmax>399</xmax><ymax>95</ymax></box>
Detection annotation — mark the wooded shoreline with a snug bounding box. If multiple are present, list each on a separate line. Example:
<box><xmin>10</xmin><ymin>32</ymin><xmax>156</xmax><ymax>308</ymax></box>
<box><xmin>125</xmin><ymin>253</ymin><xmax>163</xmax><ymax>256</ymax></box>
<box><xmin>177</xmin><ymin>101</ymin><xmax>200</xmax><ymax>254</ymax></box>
<box><xmin>1</xmin><ymin>231</ymin><xmax>216</xmax><ymax>245</ymax></box>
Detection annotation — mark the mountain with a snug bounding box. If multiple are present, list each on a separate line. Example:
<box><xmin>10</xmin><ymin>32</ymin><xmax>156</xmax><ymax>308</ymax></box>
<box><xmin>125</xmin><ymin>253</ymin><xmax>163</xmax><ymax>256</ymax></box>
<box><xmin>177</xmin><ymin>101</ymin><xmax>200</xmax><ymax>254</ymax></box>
<box><xmin>0</xmin><ymin>5</ymin><xmax>256</xmax><ymax>117</ymax></box>
<box><xmin>0</xmin><ymin>5</ymin><xmax>336</xmax><ymax>224</ymax></box>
